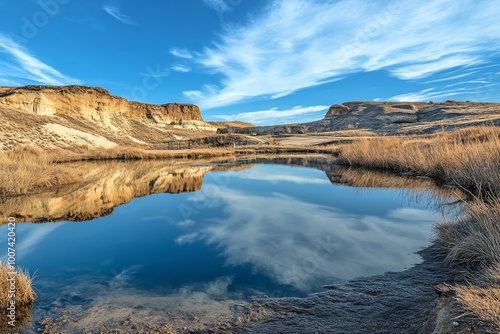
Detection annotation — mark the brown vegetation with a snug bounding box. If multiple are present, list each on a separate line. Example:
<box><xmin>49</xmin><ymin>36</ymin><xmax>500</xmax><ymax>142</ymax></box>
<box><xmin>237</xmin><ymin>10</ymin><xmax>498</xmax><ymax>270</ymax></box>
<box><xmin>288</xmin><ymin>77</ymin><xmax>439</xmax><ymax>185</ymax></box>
<box><xmin>0</xmin><ymin>262</ymin><xmax>36</xmax><ymax>331</ymax></box>
<box><xmin>339</xmin><ymin>126</ymin><xmax>500</xmax><ymax>198</ymax></box>
<box><xmin>0</xmin><ymin>146</ymin><xmax>80</xmax><ymax>196</ymax></box>
<box><xmin>436</xmin><ymin>200</ymin><xmax>500</xmax><ymax>331</ymax></box>
<box><xmin>208</xmin><ymin>121</ymin><xmax>255</xmax><ymax>128</ymax></box>
<box><xmin>0</xmin><ymin>262</ymin><xmax>36</xmax><ymax>307</ymax></box>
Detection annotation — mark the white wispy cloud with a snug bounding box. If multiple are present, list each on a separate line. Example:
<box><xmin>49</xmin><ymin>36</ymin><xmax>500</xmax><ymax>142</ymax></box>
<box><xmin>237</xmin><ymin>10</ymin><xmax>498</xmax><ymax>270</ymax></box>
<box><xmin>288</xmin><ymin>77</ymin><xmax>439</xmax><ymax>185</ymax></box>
<box><xmin>389</xmin><ymin>56</ymin><xmax>481</xmax><ymax>80</ymax></box>
<box><xmin>238</xmin><ymin>169</ymin><xmax>330</xmax><ymax>184</ymax></box>
<box><xmin>170</xmin><ymin>48</ymin><xmax>194</xmax><ymax>59</ymax></box>
<box><xmin>425</xmin><ymin>71</ymin><xmax>478</xmax><ymax>83</ymax></box>
<box><xmin>170</xmin><ymin>64</ymin><xmax>191</xmax><ymax>73</ymax></box>
<box><xmin>177</xmin><ymin>0</ymin><xmax>500</xmax><ymax>108</ymax></box>
<box><xmin>103</xmin><ymin>5</ymin><xmax>137</xmax><ymax>25</ymax></box>
<box><xmin>0</xmin><ymin>34</ymin><xmax>80</xmax><ymax>85</ymax></box>
<box><xmin>214</xmin><ymin>105</ymin><xmax>328</xmax><ymax>125</ymax></box>
<box><xmin>389</xmin><ymin>68</ymin><xmax>500</xmax><ymax>101</ymax></box>
<box><xmin>389</xmin><ymin>84</ymin><xmax>496</xmax><ymax>102</ymax></box>
<box><xmin>203</xmin><ymin>0</ymin><xmax>231</xmax><ymax>13</ymax></box>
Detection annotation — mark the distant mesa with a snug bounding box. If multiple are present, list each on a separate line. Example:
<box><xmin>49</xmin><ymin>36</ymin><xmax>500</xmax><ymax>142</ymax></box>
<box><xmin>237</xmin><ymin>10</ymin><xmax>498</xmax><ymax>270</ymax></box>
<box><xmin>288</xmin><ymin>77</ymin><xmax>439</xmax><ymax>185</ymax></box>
<box><xmin>1</xmin><ymin>85</ymin><xmax>500</xmax><ymax>150</ymax></box>
<box><xmin>218</xmin><ymin>100</ymin><xmax>500</xmax><ymax>136</ymax></box>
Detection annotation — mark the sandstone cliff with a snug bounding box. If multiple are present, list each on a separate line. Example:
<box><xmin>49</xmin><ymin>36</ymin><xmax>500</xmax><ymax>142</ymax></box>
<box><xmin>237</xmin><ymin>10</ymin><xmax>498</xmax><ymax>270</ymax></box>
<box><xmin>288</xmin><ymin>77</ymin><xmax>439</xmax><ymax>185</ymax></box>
<box><xmin>218</xmin><ymin>101</ymin><xmax>500</xmax><ymax>136</ymax></box>
<box><xmin>0</xmin><ymin>85</ymin><xmax>216</xmax><ymax>150</ymax></box>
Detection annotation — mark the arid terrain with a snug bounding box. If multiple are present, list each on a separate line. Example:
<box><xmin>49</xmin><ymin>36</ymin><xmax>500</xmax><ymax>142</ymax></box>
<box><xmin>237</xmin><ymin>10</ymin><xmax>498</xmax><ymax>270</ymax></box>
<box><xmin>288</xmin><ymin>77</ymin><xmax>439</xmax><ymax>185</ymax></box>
<box><xmin>1</xmin><ymin>85</ymin><xmax>500</xmax><ymax>151</ymax></box>
<box><xmin>1</xmin><ymin>85</ymin><xmax>500</xmax><ymax>333</ymax></box>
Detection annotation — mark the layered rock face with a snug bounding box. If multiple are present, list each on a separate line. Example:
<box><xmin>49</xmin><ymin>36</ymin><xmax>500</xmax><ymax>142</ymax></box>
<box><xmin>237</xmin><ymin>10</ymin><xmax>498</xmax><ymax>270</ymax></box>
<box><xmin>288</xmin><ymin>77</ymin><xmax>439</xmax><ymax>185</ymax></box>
<box><xmin>0</xmin><ymin>85</ymin><xmax>203</xmax><ymax>123</ymax></box>
<box><xmin>129</xmin><ymin>102</ymin><xmax>203</xmax><ymax>123</ymax></box>
<box><xmin>218</xmin><ymin>101</ymin><xmax>500</xmax><ymax>135</ymax></box>
<box><xmin>0</xmin><ymin>85</ymin><xmax>216</xmax><ymax>149</ymax></box>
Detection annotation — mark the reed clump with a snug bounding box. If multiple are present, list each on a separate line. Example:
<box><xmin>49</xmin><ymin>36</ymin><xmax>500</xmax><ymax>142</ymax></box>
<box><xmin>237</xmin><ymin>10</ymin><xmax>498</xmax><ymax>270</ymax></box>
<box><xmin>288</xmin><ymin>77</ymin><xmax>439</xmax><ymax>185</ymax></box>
<box><xmin>0</xmin><ymin>262</ymin><xmax>36</xmax><ymax>331</ymax></box>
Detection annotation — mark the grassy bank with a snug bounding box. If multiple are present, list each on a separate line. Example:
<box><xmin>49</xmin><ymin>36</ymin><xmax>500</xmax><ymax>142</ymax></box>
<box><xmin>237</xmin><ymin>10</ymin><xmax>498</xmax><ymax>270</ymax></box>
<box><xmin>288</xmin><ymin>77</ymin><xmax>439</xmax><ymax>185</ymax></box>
<box><xmin>0</xmin><ymin>146</ymin><xmax>79</xmax><ymax>196</ymax></box>
<box><xmin>339</xmin><ymin>126</ymin><xmax>500</xmax><ymax>330</ymax></box>
<box><xmin>339</xmin><ymin>126</ymin><xmax>500</xmax><ymax>198</ymax></box>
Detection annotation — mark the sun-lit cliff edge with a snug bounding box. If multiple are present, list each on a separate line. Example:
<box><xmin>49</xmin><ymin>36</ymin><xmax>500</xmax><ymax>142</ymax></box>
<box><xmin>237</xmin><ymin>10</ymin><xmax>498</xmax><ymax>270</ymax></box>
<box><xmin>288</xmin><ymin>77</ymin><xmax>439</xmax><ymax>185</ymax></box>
<box><xmin>0</xmin><ymin>85</ymin><xmax>217</xmax><ymax>150</ymax></box>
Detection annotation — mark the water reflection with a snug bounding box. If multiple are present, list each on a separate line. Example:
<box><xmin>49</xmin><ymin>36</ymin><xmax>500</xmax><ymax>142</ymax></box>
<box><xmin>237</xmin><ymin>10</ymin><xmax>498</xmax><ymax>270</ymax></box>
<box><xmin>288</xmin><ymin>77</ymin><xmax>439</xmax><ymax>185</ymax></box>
<box><xmin>0</xmin><ymin>156</ymin><xmax>462</xmax><ymax>332</ymax></box>
<box><xmin>175</xmin><ymin>177</ymin><xmax>439</xmax><ymax>291</ymax></box>
<box><xmin>0</xmin><ymin>158</ymin><xmax>255</xmax><ymax>223</ymax></box>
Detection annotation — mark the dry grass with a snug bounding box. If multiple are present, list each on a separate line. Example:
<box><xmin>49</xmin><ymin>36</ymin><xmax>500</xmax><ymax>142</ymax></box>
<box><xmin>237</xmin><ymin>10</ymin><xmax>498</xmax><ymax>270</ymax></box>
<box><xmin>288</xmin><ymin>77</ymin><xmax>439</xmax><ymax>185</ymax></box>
<box><xmin>435</xmin><ymin>201</ymin><xmax>500</xmax><ymax>330</ymax></box>
<box><xmin>453</xmin><ymin>284</ymin><xmax>500</xmax><ymax>331</ymax></box>
<box><xmin>0</xmin><ymin>262</ymin><xmax>36</xmax><ymax>331</ymax></box>
<box><xmin>436</xmin><ymin>200</ymin><xmax>500</xmax><ymax>270</ymax></box>
<box><xmin>339</xmin><ymin>126</ymin><xmax>500</xmax><ymax>198</ymax></box>
<box><xmin>0</xmin><ymin>146</ymin><xmax>80</xmax><ymax>196</ymax></box>
<box><xmin>208</xmin><ymin>121</ymin><xmax>255</xmax><ymax>128</ymax></box>
<box><xmin>0</xmin><ymin>262</ymin><xmax>36</xmax><ymax>307</ymax></box>
<box><xmin>235</xmin><ymin>144</ymin><xmax>340</xmax><ymax>155</ymax></box>
<box><xmin>68</xmin><ymin>146</ymin><xmax>235</xmax><ymax>162</ymax></box>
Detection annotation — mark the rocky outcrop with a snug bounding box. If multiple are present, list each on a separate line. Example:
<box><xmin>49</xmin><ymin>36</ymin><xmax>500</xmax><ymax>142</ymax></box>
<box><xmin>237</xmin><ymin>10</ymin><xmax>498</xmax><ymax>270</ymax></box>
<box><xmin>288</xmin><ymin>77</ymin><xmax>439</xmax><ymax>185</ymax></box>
<box><xmin>324</xmin><ymin>104</ymin><xmax>351</xmax><ymax>118</ymax></box>
<box><xmin>217</xmin><ymin>101</ymin><xmax>500</xmax><ymax>135</ymax></box>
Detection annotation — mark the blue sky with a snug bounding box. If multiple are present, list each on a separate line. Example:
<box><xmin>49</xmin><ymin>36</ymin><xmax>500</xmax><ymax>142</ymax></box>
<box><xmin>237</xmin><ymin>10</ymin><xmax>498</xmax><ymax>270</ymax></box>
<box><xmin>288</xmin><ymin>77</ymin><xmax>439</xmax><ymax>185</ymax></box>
<box><xmin>1</xmin><ymin>0</ymin><xmax>500</xmax><ymax>125</ymax></box>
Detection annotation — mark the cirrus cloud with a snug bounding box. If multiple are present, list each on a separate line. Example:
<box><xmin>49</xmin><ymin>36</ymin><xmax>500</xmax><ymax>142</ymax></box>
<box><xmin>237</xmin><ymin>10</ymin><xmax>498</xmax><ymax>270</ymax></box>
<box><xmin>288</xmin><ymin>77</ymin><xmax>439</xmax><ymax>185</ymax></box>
<box><xmin>0</xmin><ymin>34</ymin><xmax>80</xmax><ymax>85</ymax></box>
<box><xmin>103</xmin><ymin>5</ymin><xmax>137</xmax><ymax>25</ymax></box>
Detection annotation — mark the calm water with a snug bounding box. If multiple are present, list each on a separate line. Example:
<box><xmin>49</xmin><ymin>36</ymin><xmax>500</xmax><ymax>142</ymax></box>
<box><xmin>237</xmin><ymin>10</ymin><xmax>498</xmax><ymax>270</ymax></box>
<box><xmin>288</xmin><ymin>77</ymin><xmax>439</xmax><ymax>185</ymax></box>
<box><xmin>1</xmin><ymin>161</ymin><xmax>450</xmax><ymax>328</ymax></box>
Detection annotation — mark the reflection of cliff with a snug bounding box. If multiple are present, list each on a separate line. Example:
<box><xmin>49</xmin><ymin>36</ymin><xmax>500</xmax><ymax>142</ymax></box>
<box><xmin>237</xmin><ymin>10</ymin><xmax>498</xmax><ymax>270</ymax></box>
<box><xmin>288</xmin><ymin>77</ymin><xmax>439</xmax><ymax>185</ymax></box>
<box><xmin>0</xmin><ymin>159</ymin><xmax>252</xmax><ymax>223</ymax></box>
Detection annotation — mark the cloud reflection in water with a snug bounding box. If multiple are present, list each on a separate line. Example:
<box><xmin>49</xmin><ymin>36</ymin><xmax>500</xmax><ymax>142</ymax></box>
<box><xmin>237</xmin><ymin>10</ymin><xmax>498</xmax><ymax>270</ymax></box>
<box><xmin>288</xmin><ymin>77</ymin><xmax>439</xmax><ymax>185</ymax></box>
<box><xmin>177</xmin><ymin>188</ymin><xmax>438</xmax><ymax>291</ymax></box>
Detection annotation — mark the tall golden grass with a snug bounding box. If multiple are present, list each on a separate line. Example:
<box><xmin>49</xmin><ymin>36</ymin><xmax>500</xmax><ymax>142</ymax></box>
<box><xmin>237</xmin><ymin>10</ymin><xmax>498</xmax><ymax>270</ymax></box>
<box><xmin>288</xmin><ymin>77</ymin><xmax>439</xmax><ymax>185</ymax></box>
<box><xmin>340</xmin><ymin>126</ymin><xmax>500</xmax><ymax>330</ymax></box>
<box><xmin>435</xmin><ymin>200</ymin><xmax>500</xmax><ymax>330</ymax></box>
<box><xmin>339</xmin><ymin>127</ymin><xmax>500</xmax><ymax>198</ymax></box>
